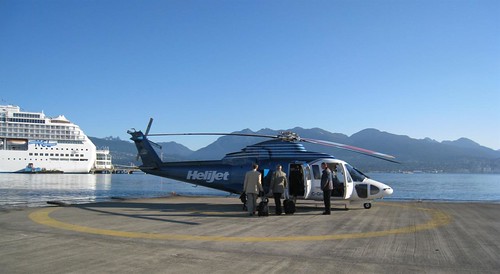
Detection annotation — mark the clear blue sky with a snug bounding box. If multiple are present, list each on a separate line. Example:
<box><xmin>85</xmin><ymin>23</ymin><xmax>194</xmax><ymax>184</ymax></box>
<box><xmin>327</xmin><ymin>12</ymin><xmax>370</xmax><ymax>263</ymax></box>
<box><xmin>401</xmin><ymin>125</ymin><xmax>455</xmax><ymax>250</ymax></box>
<box><xmin>1</xmin><ymin>0</ymin><xmax>499</xmax><ymax>150</ymax></box>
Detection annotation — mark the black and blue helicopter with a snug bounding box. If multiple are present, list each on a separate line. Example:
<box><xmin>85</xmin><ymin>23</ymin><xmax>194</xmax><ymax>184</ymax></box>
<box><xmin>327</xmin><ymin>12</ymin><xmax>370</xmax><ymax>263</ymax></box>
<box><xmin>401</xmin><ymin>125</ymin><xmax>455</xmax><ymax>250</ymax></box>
<box><xmin>128</xmin><ymin>119</ymin><xmax>396</xmax><ymax>209</ymax></box>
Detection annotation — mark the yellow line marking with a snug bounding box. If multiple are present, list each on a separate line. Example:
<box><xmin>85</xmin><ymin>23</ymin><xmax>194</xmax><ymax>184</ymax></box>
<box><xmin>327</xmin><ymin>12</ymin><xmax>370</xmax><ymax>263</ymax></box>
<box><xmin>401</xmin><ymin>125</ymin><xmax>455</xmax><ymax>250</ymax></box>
<box><xmin>29</xmin><ymin>203</ymin><xmax>452</xmax><ymax>242</ymax></box>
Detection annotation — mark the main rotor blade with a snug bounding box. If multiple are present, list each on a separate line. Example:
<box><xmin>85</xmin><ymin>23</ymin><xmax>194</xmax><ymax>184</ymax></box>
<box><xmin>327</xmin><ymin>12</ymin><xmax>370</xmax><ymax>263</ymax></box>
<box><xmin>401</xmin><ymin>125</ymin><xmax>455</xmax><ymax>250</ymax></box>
<box><xmin>145</xmin><ymin>130</ymin><xmax>399</xmax><ymax>163</ymax></box>
<box><xmin>146</xmin><ymin>132</ymin><xmax>278</xmax><ymax>138</ymax></box>
<box><xmin>301</xmin><ymin>137</ymin><xmax>399</xmax><ymax>163</ymax></box>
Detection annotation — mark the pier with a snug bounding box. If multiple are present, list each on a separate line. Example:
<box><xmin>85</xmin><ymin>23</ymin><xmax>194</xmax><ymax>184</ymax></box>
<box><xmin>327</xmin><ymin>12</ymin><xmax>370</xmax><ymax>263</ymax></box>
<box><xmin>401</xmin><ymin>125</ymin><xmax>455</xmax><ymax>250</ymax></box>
<box><xmin>91</xmin><ymin>165</ymin><xmax>141</xmax><ymax>174</ymax></box>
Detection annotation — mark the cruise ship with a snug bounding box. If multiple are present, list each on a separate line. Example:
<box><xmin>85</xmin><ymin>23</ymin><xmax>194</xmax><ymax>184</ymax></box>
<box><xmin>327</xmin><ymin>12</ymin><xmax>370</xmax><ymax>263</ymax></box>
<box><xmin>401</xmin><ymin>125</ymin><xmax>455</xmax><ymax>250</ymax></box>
<box><xmin>0</xmin><ymin>105</ymin><xmax>96</xmax><ymax>173</ymax></box>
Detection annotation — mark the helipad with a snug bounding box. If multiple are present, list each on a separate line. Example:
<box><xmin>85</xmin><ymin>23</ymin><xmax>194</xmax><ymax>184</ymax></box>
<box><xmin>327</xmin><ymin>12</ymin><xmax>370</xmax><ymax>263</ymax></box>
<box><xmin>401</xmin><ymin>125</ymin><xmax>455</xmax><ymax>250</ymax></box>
<box><xmin>28</xmin><ymin>201</ymin><xmax>452</xmax><ymax>242</ymax></box>
<box><xmin>1</xmin><ymin>197</ymin><xmax>499</xmax><ymax>273</ymax></box>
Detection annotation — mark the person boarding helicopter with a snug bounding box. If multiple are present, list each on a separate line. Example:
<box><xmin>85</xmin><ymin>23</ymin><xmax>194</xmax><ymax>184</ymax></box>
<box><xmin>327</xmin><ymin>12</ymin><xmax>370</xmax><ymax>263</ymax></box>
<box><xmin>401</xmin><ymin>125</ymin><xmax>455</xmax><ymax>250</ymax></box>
<box><xmin>243</xmin><ymin>163</ymin><xmax>264</xmax><ymax>216</ymax></box>
<box><xmin>268</xmin><ymin>164</ymin><xmax>287</xmax><ymax>215</ymax></box>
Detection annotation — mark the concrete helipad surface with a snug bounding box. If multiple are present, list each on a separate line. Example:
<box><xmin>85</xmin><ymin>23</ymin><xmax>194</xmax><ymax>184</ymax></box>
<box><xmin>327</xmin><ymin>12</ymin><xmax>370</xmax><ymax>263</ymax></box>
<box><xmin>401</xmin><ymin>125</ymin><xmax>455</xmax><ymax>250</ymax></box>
<box><xmin>0</xmin><ymin>196</ymin><xmax>499</xmax><ymax>273</ymax></box>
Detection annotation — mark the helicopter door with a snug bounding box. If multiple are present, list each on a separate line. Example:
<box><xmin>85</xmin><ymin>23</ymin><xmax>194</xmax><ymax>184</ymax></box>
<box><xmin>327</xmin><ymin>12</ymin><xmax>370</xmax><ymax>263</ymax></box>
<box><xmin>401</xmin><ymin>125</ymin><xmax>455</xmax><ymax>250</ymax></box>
<box><xmin>288</xmin><ymin>164</ymin><xmax>305</xmax><ymax>197</ymax></box>
<box><xmin>302</xmin><ymin>163</ymin><xmax>312</xmax><ymax>199</ymax></box>
<box><xmin>339</xmin><ymin>164</ymin><xmax>354</xmax><ymax>199</ymax></box>
<box><xmin>331</xmin><ymin>163</ymin><xmax>344</xmax><ymax>198</ymax></box>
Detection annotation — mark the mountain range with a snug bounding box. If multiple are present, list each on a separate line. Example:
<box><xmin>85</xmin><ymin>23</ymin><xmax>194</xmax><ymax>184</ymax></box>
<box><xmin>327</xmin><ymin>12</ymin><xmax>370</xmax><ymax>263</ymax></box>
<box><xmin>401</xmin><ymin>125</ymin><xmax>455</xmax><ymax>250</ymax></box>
<box><xmin>90</xmin><ymin>128</ymin><xmax>500</xmax><ymax>173</ymax></box>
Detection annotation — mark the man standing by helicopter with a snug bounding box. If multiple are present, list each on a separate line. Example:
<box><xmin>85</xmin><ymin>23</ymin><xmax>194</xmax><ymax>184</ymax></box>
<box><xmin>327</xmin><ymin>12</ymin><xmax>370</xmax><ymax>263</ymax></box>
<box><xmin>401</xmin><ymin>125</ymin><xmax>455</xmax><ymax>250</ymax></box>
<box><xmin>321</xmin><ymin>162</ymin><xmax>333</xmax><ymax>215</ymax></box>
<box><xmin>268</xmin><ymin>164</ymin><xmax>287</xmax><ymax>215</ymax></box>
<box><xmin>243</xmin><ymin>163</ymin><xmax>264</xmax><ymax>216</ymax></box>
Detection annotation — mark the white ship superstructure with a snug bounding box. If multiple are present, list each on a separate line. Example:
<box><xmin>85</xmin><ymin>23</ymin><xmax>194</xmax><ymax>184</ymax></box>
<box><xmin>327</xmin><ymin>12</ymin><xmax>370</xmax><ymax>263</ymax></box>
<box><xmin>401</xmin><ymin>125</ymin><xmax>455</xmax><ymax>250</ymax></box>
<box><xmin>0</xmin><ymin>105</ymin><xmax>96</xmax><ymax>173</ymax></box>
<box><xmin>94</xmin><ymin>148</ymin><xmax>114</xmax><ymax>172</ymax></box>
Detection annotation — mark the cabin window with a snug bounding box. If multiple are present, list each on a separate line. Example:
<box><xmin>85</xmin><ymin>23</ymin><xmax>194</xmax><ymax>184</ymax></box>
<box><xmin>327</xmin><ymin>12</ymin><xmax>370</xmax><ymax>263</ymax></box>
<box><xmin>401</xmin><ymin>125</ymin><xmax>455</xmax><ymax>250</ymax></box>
<box><xmin>312</xmin><ymin>165</ymin><xmax>321</xmax><ymax>180</ymax></box>
<box><xmin>355</xmin><ymin>184</ymin><xmax>368</xmax><ymax>198</ymax></box>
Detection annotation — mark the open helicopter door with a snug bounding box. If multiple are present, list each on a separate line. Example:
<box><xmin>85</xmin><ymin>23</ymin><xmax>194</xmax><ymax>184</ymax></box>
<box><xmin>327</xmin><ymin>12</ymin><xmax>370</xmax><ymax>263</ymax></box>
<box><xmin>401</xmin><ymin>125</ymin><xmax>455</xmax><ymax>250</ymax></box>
<box><xmin>338</xmin><ymin>163</ymin><xmax>354</xmax><ymax>200</ymax></box>
<box><xmin>288</xmin><ymin>163</ymin><xmax>311</xmax><ymax>199</ymax></box>
<box><xmin>301</xmin><ymin>163</ymin><xmax>312</xmax><ymax>199</ymax></box>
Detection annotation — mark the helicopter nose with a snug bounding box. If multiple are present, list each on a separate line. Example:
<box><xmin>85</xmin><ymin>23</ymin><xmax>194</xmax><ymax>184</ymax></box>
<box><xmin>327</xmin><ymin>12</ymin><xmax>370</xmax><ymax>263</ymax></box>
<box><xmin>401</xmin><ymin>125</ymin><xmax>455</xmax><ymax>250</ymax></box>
<box><xmin>383</xmin><ymin>187</ymin><xmax>393</xmax><ymax>196</ymax></box>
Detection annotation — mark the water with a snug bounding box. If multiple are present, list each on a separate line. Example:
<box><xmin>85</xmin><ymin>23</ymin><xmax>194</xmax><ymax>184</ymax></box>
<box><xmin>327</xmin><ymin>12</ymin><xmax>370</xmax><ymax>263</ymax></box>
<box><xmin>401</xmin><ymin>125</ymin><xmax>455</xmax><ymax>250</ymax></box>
<box><xmin>0</xmin><ymin>173</ymin><xmax>228</xmax><ymax>208</ymax></box>
<box><xmin>368</xmin><ymin>173</ymin><xmax>500</xmax><ymax>202</ymax></box>
<box><xmin>0</xmin><ymin>173</ymin><xmax>499</xmax><ymax>208</ymax></box>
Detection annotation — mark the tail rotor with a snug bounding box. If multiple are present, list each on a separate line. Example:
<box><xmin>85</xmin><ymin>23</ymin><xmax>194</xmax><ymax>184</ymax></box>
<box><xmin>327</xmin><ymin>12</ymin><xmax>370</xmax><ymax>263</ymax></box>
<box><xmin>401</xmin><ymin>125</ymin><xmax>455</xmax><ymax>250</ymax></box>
<box><xmin>133</xmin><ymin>118</ymin><xmax>162</xmax><ymax>162</ymax></box>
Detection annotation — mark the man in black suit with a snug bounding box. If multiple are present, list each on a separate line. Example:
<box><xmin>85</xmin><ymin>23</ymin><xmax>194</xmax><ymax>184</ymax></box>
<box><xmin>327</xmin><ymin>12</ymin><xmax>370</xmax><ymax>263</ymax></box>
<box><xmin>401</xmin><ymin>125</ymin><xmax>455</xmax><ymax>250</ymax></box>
<box><xmin>320</xmin><ymin>162</ymin><xmax>333</xmax><ymax>215</ymax></box>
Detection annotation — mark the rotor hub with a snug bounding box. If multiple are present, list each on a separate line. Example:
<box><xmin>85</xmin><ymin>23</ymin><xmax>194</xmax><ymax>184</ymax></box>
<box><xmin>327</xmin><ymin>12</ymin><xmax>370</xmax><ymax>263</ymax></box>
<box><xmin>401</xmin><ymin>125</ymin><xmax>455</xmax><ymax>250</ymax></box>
<box><xmin>278</xmin><ymin>131</ymin><xmax>300</xmax><ymax>142</ymax></box>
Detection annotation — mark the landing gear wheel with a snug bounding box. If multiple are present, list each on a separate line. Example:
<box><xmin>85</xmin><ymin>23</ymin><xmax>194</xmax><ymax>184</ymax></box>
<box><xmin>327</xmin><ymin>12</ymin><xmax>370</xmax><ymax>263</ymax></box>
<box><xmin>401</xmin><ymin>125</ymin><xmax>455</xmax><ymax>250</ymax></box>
<box><xmin>363</xmin><ymin>203</ymin><xmax>372</xmax><ymax>209</ymax></box>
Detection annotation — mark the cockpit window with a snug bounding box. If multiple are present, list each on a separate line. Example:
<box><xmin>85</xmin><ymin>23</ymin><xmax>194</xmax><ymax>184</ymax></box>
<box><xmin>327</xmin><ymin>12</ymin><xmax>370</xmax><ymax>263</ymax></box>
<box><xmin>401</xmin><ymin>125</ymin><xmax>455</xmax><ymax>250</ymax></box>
<box><xmin>370</xmin><ymin>185</ymin><xmax>380</xmax><ymax>195</ymax></box>
<box><xmin>345</xmin><ymin>164</ymin><xmax>367</xmax><ymax>182</ymax></box>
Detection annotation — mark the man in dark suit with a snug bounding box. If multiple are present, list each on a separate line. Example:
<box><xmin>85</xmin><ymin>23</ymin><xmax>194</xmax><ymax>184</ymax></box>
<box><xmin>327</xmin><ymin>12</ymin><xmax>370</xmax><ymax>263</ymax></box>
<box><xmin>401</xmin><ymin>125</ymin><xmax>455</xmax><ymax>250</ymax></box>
<box><xmin>321</xmin><ymin>162</ymin><xmax>333</xmax><ymax>215</ymax></box>
<box><xmin>268</xmin><ymin>164</ymin><xmax>287</xmax><ymax>215</ymax></box>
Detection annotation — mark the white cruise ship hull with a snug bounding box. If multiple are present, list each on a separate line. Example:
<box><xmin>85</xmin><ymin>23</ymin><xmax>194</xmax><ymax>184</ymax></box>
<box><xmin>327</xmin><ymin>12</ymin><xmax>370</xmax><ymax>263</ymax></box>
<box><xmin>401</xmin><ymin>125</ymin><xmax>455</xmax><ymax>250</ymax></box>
<box><xmin>1</xmin><ymin>105</ymin><xmax>97</xmax><ymax>173</ymax></box>
<box><xmin>0</xmin><ymin>140</ymin><xmax>96</xmax><ymax>173</ymax></box>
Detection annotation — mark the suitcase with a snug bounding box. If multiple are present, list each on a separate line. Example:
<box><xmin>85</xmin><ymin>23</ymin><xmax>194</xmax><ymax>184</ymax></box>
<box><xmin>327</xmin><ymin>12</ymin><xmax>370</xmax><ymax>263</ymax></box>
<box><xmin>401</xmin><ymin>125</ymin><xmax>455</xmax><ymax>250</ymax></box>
<box><xmin>257</xmin><ymin>197</ymin><xmax>269</xmax><ymax>217</ymax></box>
<box><xmin>240</xmin><ymin>192</ymin><xmax>248</xmax><ymax>211</ymax></box>
<box><xmin>283</xmin><ymin>199</ymin><xmax>296</xmax><ymax>215</ymax></box>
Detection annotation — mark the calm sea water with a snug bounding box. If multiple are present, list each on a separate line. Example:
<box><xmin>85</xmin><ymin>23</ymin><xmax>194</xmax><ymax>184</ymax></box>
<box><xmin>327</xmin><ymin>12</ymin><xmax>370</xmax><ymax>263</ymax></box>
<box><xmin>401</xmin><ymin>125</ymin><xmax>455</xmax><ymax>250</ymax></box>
<box><xmin>369</xmin><ymin>173</ymin><xmax>500</xmax><ymax>202</ymax></box>
<box><xmin>0</xmin><ymin>173</ymin><xmax>499</xmax><ymax>208</ymax></box>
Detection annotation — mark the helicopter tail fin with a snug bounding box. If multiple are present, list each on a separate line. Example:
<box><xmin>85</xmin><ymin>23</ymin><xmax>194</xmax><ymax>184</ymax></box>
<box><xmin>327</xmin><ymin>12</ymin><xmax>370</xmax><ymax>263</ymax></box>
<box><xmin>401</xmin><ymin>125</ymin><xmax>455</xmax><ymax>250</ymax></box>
<box><xmin>128</xmin><ymin>130</ymin><xmax>162</xmax><ymax>169</ymax></box>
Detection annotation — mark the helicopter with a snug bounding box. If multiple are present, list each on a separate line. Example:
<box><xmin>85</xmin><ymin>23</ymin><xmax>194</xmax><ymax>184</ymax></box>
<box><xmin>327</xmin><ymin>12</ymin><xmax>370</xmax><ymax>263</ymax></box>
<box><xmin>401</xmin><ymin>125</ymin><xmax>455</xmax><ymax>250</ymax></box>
<box><xmin>128</xmin><ymin>119</ymin><xmax>396</xmax><ymax>210</ymax></box>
